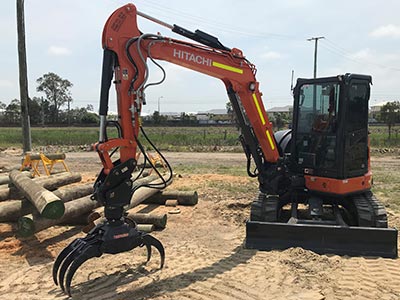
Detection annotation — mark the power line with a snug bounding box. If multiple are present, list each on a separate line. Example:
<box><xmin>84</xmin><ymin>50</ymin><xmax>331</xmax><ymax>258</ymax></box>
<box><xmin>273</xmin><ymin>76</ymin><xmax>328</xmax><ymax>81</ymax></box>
<box><xmin>322</xmin><ymin>38</ymin><xmax>400</xmax><ymax>72</ymax></box>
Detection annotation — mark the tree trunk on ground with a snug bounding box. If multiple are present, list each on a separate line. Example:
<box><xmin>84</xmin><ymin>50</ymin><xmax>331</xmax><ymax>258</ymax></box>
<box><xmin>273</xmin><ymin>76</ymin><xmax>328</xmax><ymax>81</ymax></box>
<box><xmin>144</xmin><ymin>190</ymin><xmax>198</xmax><ymax>205</ymax></box>
<box><xmin>17</xmin><ymin>195</ymin><xmax>100</xmax><ymax>237</ymax></box>
<box><xmin>9</xmin><ymin>170</ymin><xmax>64</xmax><ymax>219</ymax></box>
<box><xmin>0</xmin><ymin>172</ymin><xmax>81</xmax><ymax>201</ymax></box>
<box><xmin>126</xmin><ymin>212</ymin><xmax>167</xmax><ymax>229</ymax></box>
<box><xmin>0</xmin><ymin>171</ymin><xmax>31</xmax><ymax>186</ymax></box>
<box><xmin>0</xmin><ymin>183</ymin><xmax>93</xmax><ymax>222</ymax></box>
<box><xmin>17</xmin><ymin>175</ymin><xmax>171</xmax><ymax>237</ymax></box>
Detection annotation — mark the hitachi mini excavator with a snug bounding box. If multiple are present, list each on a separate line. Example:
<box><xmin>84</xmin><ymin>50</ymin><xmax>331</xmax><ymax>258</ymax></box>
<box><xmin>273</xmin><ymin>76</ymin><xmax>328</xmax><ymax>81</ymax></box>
<box><xmin>53</xmin><ymin>3</ymin><xmax>398</xmax><ymax>296</ymax></box>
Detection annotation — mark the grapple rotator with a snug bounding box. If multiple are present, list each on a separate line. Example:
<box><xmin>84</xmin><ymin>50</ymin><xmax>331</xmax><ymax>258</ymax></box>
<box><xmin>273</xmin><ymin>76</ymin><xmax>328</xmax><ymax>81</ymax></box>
<box><xmin>52</xmin><ymin>159</ymin><xmax>165</xmax><ymax>296</ymax></box>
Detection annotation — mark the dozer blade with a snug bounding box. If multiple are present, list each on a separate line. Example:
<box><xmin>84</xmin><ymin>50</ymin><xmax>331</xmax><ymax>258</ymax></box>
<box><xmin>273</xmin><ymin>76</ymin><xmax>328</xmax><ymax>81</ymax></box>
<box><xmin>245</xmin><ymin>221</ymin><xmax>398</xmax><ymax>258</ymax></box>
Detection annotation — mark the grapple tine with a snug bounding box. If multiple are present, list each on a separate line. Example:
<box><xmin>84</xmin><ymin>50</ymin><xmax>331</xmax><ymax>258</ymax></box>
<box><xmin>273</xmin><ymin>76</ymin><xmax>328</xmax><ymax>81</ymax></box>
<box><xmin>65</xmin><ymin>245</ymin><xmax>102</xmax><ymax>297</ymax></box>
<box><xmin>145</xmin><ymin>243</ymin><xmax>152</xmax><ymax>263</ymax></box>
<box><xmin>53</xmin><ymin>239</ymin><xmax>81</xmax><ymax>285</ymax></box>
<box><xmin>143</xmin><ymin>234</ymin><xmax>165</xmax><ymax>268</ymax></box>
<box><xmin>59</xmin><ymin>242</ymin><xmax>87</xmax><ymax>292</ymax></box>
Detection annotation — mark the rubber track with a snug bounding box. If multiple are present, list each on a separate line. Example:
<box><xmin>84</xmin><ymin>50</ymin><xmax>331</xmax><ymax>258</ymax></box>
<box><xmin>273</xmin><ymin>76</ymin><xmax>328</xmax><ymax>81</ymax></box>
<box><xmin>250</xmin><ymin>193</ymin><xmax>279</xmax><ymax>222</ymax></box>
<box><xmin>353</xmin><ymin>191</ymin><xmax>388</xmax><ymax>228</ymax></box>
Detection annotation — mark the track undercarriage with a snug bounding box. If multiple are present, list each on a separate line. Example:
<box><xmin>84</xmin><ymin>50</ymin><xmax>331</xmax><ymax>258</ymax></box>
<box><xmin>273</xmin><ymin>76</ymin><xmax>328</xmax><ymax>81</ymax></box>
<box><xmin>247</xmin><ymin>191</ymin><xmax>398</xmax><ymax>258</ymax></box>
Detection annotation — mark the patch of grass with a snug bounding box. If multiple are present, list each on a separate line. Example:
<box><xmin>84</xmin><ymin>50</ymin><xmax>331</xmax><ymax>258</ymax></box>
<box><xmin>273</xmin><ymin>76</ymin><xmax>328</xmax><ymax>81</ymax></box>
<box><xmin>207</xmin><ymin>180</ymin><xmax>257</xmax><ymax>195</ymax></box>
<box><xmin>371</xmin><ymin>162</ymin><xmax>400</xmax><ymax>211</ymax></box>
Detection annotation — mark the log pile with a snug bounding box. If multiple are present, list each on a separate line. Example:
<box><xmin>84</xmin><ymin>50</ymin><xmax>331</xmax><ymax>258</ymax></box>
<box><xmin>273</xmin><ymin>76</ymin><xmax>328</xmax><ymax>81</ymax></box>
<box><xmin>0</xmin><ymin>168</ymin><xmax>199</xmax><ymax>239</ymax></box>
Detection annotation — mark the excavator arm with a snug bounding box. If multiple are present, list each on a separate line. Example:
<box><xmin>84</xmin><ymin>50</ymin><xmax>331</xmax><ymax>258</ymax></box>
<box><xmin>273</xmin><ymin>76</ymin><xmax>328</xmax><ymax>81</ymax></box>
<box><xmin>97</xmin><ymin>3</ymin><xmax>280</xmax><ymax>184</ymax></box>
<box><xmin>53</xmin><ymin>4</ymin><xmax>285</xmax><ymax>296</ymax></box>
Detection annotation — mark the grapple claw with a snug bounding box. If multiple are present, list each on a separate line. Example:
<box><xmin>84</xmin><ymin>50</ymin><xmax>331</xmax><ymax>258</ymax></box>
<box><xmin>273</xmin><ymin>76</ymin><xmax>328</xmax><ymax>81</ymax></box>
<box><xmin>53</xmin><ymin>239</ymin><xmax>81</xmax><ymax>285</ymax></box>
<box><xmin>59</xmin><ymin>240</ymin><xmax>87</xmax><ymax>292</ymax></box>
<box><xmin>142</xmin><ymin>234</ymin><xmax>165</xmax><ymax>268</ymax></box>
<box><xmin>65</xmin><ymin>244</ymin><xmax>103</xmax><ymax>297</ymax></box>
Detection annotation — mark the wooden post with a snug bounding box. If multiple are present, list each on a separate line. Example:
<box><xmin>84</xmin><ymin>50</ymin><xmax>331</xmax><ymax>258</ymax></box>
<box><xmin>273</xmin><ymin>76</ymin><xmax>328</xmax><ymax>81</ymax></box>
<box><xmin>9</xmin><ymin>170</ymin><xmax>65</xmax><ymax>219</ymax></box>
<box><xmin>0</xmin><ymin>183</ymin><xmax>93</xmax><ymax>222</ymax></box>
<box><xmin>16</xmin><ymin>0</ymin><xmax>32</xmax><ymax>153</ymax></box>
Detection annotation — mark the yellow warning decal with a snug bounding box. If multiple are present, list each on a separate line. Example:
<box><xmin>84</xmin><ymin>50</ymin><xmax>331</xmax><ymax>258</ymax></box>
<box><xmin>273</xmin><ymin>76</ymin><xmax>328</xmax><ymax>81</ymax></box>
<box><xmin>252</xmin><ymin>93</ymin><xmax>266</xmax><ymax>125</ymax></box>
<box><xmin>266</xmin><ymin>130</ymin><xmax>275</xmax><ymax>151</ymax></box>
<box><xmin>212</xmin><ymin>61</ymin><xmax>243</xmax><ymax>74</ymax></box>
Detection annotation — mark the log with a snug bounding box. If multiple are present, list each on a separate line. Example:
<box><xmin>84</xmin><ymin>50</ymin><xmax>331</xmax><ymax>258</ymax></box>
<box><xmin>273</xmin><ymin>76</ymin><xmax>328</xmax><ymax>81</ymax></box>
<box><xmin>128</xmin><ymin>175</ymin><xmax>173</xmax><ymax>208</ymax></box>
<box><xmin>165</xmin><ymin>199</ymin><xmax>178</xmax><ymax>207</ymax></box>
<box><xmin>144</xmin><ymin>190</ymin><xmax>198</xmax><ymax>206</ymax></box>
<box><xmin>28</xmin><ymin>153</ymin><xmax>66</xmax><ymax>161</ymax></box>
<box><xmin>0</xmin><ymin>171</ymin><xmax>31</xmax><ymax>186</ymax></box>
<box><xmin>17</xmin><ymin>175</ymin><xmax>172</xmax><ymax>236</ymax></box>
<box><xmin>136</xmin><ymin>224</ymin><xmax>154</xmax><ymax>233</ymax></box>
<box><xmin>9</xmin><ymin>170</ymin><xmax>64</xmax><ymax>219</ymax></box>
<box><xmin>0</xmin><ymin>183</ymin><xmax>94</xmax><ymax>222</ymax></box>
<box><xmin>0</xmin><ymin>172</ymin><xmax>81</xmax><ymax>201</ymax></box>
<box><xmin>127</xmin><ymin>212</ymin><xmax>167</xmax><ymax>229</ymax></box>
<box><xmin>17</xmin><ymin>195</ymin><xmax>100</xmax><ymax>237</ymax></box>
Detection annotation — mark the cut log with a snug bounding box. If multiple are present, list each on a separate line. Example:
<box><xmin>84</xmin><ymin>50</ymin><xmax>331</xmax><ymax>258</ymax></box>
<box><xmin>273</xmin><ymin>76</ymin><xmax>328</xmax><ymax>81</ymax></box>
<box><xmin>28</xmin><ymin>153</ymin><xmax>66</xmax><ymax>161</ymax></box>
<box><xmin>0</xmin><ymin>183</ymin><xmax>94</xmax><ymax>222</ymax></box>
<box><xmin>17</xmin><ymin>195</ymin><xmax>100</xmax><ymax>237</ymax></box>
<box><xmin>126</xmin><ymin>212</ymin><xmax>167</xmax><ymax>229</ymax></box>
<box><xmin>17</xmin><ymin>175</ymin><xmax>172</xmax><ymax>236</ymax></box>
<box><xmin>0</xmin><ymin>172</ymin><xmax>81</xmax><ymax>201</ymax></box>
<box><xmin>0</xmin><ymin>171</ymin><xmax>31</xmax><ymax>186</ymax></box>
<box><xmin>9</xmin><ymin>170</ymin><xmax>65</xmax><ymax>219</ymax></box>
<box><xmin>165</xmin><ymin>199</ymin><xmax>178</xmax><ymax>207</ymax></box>
<box><xmin>144</xmin><ymin>190</ymin><xmax>198</xmax><ymax>206</ymax></box>
<box><xmin>136</xmin><ymin>224</ymin><xmax>154</xmax><ymax>233</ymax></box>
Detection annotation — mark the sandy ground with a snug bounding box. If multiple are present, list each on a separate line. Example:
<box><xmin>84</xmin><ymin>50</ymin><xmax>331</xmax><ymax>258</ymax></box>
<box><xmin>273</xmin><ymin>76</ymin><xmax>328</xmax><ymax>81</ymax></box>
<box><xmin>0</xmin><ymin>150</ymin><xmax>399</xmax><ymax>300</ymax></box>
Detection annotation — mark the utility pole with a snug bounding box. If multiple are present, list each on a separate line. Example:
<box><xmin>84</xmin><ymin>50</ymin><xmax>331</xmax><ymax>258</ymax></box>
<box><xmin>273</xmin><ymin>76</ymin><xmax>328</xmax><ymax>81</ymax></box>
<box><xmin>16</xmin><ymin>0</ymin><xmax>32</xmax><ymax>153</ymax></box>
<box><xmin>158</xmin><ymin>96</ymin><xmax>163</xmax><ymax>114</ymax></box>
<box><xmin>307</xmin><ymin>36</ymin><xmax>324</xmax><ymax>78</ymax></box>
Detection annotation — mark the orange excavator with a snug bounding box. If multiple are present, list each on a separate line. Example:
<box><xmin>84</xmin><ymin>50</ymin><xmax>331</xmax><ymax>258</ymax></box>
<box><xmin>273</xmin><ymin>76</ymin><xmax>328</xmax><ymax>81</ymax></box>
<box><xmin>53</xmin><ymin>3</ymin><xmax>398</xmax><ymax>296</ymax></box>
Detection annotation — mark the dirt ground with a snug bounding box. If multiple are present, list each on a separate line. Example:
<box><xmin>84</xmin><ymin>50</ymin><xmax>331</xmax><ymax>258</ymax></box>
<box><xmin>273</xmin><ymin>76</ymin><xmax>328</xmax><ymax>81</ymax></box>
<box><xmin>0</xmin><ymin>150</ymin><xmax>399</xmax><ymax>300</ymax></box>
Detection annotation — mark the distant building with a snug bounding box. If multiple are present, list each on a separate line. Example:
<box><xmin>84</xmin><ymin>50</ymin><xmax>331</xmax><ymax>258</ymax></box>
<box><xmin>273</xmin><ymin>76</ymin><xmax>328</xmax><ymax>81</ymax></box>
<box><xmin>370</xmin><ymin>101</ymin><xmax>389</xmax><ymax>120</ymax></box>
<box><xmin>267</xmin><ymin>105</ymin><xmax>292</xmax><ymax>114</ymax></box>
<box><xmin>196</xmin><ymin>108</ymin><xmax>231</xmax><ymax>124</ymax></box>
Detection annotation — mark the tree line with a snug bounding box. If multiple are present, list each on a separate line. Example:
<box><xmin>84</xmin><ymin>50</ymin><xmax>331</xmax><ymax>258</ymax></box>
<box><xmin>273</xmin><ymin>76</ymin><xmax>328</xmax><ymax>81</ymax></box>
<box><xmin>0</xmin><ymin>72</ymin><xmax>98</xmax><ymax>126</ymax></box>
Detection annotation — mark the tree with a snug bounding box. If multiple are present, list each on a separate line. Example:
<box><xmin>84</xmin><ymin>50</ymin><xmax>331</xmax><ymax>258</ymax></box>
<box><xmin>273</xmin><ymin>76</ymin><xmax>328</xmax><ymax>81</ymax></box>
<box><xmin>380</xmin><ymin>101</ymin><xmax>400</xmax><ymax>140</ymax></box>
<box><xmin>28</xmin><ymin>97</ymin><xmax>43</xmax><ymax>125</ymax></box>
<box><xmin>36</xmin><ymin>72</ymin><xmax>73</xmax><ymax>124</ymax></box>
<box><xmin>5</xmin><ymin>99</ymin><xmax>21</xmax><ymax>124</ymax></box>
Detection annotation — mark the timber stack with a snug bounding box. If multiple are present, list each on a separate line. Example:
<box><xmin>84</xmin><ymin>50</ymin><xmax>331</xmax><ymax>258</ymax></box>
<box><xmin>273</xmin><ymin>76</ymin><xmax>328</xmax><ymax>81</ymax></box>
<box><xmin>0</xmin><ymin>167</ymin><xmax>199</xmax><ymax>239</ymax></box>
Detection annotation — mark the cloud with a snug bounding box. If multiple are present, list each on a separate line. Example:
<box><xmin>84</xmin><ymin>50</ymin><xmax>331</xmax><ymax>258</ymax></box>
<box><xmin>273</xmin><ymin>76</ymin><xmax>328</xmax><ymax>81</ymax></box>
<box><xmin>48</xmin><ymin>46</ymin><xmax>71</xmax><ymax>56</ymax></box>
<box><xmin>261</xmin><ymin>51</ymin><xmax>283</xmax><ymax>60</ymax></box>
<box><xmin>370</xmin><ymin>24</ymin><xmax>400</xmax><ymax>38</ymax></box>
<box><xmin>350</xmin><ymin>48</ymin><xmax>374</xmax><ymax>60</ymax></box>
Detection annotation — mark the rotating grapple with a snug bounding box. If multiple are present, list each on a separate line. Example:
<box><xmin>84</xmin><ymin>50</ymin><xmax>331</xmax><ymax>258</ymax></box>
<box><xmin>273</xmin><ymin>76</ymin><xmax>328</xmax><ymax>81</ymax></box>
<box><xmin>53</xmin><ymin>159</ymin><xmax>165</xmax><ymax>296</ymax></box>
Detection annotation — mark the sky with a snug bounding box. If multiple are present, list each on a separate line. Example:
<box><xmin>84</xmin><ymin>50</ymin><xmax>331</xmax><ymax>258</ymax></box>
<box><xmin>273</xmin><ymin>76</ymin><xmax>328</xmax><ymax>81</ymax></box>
<box><xmin>2</xmin><ymin>0</ymin><xmax>400</xmax><ymax>115</ymax></box>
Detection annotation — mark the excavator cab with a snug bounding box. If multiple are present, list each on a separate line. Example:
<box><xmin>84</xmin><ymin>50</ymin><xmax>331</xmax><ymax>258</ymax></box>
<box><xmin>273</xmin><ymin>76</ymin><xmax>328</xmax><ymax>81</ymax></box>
<box><xmin>292</xmin><ymin>74</ymin><xmax>370</xmax><ymax>180</ymax></box>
